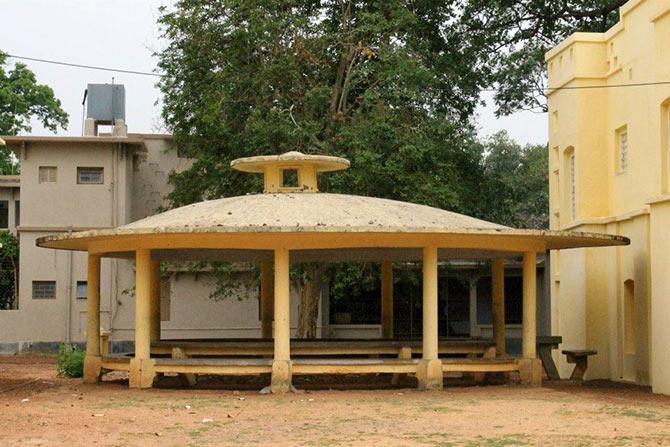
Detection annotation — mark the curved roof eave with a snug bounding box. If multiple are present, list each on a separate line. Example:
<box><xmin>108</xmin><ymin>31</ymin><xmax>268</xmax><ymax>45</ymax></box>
<box><xmin>36</xmin><ymin>226</ymin><xmax>629</xmax><ymax>255</ymax></box>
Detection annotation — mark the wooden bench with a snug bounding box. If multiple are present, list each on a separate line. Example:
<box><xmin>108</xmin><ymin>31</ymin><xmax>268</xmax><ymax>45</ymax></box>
<box><xmin>562</xmin><ymin>349</ymin><xmax>597</xmax><ymax>381</ymax></box>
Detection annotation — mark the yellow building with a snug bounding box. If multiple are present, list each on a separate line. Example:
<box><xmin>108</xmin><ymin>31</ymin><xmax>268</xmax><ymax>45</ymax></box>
<box><xmin>546</xmin><ymin>0</ymin><xmax>670</xmax><ymax>394</ymax></box>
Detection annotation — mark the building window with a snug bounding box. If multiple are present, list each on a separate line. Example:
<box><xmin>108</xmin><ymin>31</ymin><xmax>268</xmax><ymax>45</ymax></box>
<box><xmin>76</xmin><ymin>281</ymin><xmax>87</xmax><ymax>300</ymax></box>
<box><xmin>563</xmin><ymin>147</ymin><xmax>576</xmax><ymax>222</ymax></box>
<box><xmin>552</xmin><ymin>111</ymin><xmax>558</xmax><ymax>134</ymax></box>
<box><xmin>569</xmin><ymin>153</ymin><xmax>576</xmax><ymax>220</ymax></box>
<box><xmin>38</xmin><ymin>166</ymin><xmax>57</xmax><ymax>183</ymax></box>
<box><xmin>664</xmin><ymin>102</ymin><xmax>670</xmax><ymax>193</ymax></box>
<box><xmin>77</xmin><ymin>167</ymin><xmax>104</xmax><ymax>184</ymax></box>
<box><xmin>617</xmin><ymin>126</ymin><xmax>628</xmax><ymax>173</ymax></box>
<box><xmin>14</xmin><ymin>201</ymin><xmax>19</xmax><ymax>227</ymax></box>
<box><xmin>0</xmin><ymin>201</ymin><xmax>7</xmax><ymax>229</ymax></box>
<box><xmin>32</xmin><ymin>281</ymin><xmax>56</xmax><ymax>299</ymax></box>
<box><xmin>624</xmin><ymin>279</ymin><xmax>636</xmax><ymax>355</ymax></box>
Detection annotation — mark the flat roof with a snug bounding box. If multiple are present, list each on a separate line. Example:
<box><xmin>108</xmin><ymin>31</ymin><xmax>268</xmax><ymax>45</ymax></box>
<box><xmin>0</xmin><ymin>135</ymin><xmax>146</xmax><ymax>146</ymax></box>
<box><xmin>0</xmin><ymin>175</ymin><xmax>19</xmax><ymax>188</ymax></box>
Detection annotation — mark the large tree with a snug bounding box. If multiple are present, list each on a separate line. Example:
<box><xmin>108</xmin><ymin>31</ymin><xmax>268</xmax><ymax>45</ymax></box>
<box><xmin>459</xmin><ymin>0</ymin><xmax>626</xmax><ymax>115</ymax></box>
<box><xmin>157</xmin><ymin>0</ymin><xmax>489</xmax><ymax>336</ymax></box>
<box><xmin>478</xmin><ymin>131</ymin><xmax>548</xmax><ymax>229</ymax></box>
<box><xmin>0</xmin><ymin>52</ymin><xmax>68</xmax><ymax>135</ymax></box>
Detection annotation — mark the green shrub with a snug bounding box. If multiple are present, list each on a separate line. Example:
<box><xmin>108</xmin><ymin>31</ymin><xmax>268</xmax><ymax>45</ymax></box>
<box><xmin>57</xmin><ymin>344</ymin><xmax>84</xmax><ymax>378</ymax></box>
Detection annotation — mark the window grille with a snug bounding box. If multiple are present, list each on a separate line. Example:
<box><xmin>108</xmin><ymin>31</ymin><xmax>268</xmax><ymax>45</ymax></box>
<box><xmin>77</xmin><ymin>167</ymin><xmax>104</xmax><ymax>184</ymax></box>
<box><xmin>33</xmin><ymin>281</ymin><xmax>56</xmax><ymax>299</ymax></box>
<box><xmin>618</xmin><ymin>130</ymin><xmax>628</xmax><ymax>172</ymax></box>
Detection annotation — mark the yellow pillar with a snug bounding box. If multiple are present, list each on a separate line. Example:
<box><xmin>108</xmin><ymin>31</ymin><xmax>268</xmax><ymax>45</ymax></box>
<box><xmin>521</xmin><ymin>251</ymin><xmax>541</xmax><ymax>386</ymax></box>
<box><xmin>492</xmin><ymin>258</ymin><xmax>506</xmax><ymax>356</ymax></box>
<box><xmin>271</xmin><ymin>247</ymin><xmax>292</xmax><ymax>393</ymax></box>
<box><xmin>260</xmin><ymin>260</ymin><xmax>274</xmax><ymax>339</ymax></box>
<box><xmin>129</xmin><ymin>249</ymin><xmax>156</xmax><ymax>389</ymax></box>
<box><xmin>417</xmin><ymin>246</ymin><xmax>443</xmax><ymax>390</ymax></box>
<box><xmin>149</xmin><ymin>260</ymin><xmax>161</xmax><ymax>343</ymax></box>
<box><xmin>83</xmin><ymin>253</ymin><xmax>102</xmax><ymax>383</ymax></box>
<box><xmin>381</xmin><ymin>261</ymin><xmax>394</xmax><ymax>339</ymax></box>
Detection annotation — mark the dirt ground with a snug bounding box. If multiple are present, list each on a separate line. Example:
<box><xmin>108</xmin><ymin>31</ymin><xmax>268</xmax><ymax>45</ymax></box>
<box><xmin>1</xmin><ymin>355</ymin><xmax>670</xmax><ymax>446</ymax></box>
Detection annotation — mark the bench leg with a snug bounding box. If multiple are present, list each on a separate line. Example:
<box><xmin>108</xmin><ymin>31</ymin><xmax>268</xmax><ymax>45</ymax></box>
<box><xmin>568</xmin><ymin>355</ymin><xmax>588</xmax><ymax>381</ymax></box>
<box><xmin>391</xmin><ymin>347</ymin><xmax>412</xmax><ymax>385</ymax></box>
<box><xmin>538</xmin><ymin>346</ymin><xmax>560</xmax><ymax>380</ymax></box>
<box><xmin>172</xmin><ymin>347</ymin><xmax>197</xmax><ymax>387</ymax></box>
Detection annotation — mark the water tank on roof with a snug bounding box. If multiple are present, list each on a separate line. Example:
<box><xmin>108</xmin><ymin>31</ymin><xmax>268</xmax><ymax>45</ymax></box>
<box><xmin>86</xmin><ymin>84</ymin><xmax>125</xmax><ymax>123</ymax></box>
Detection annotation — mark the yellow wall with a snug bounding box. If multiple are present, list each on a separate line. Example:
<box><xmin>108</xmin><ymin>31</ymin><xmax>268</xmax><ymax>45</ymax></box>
<box><xmin>547</xmin><ymin>0</ymin><xmax>670</xmax><ymax>393</ymax></box>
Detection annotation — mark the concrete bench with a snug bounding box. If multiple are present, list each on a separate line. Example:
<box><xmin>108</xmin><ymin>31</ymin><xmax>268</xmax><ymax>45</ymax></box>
<box><xmin>151</xmin><ymin>338</ymin><xmax>496</xmax><ymax>358</ymax></box>
<box><xmin>537</xmin><ymin>336</ymin><xmax>562</xmax><ymax>380</ymax></box>
<box><xmin>152</xmin><ymin>356</ymin><xmax>516</xmax><ymax>376</ymax></box>
<box><xmin>562</xmin><ymin>349</ymin><xmax>597</xmax><ymax>381</ymax></box>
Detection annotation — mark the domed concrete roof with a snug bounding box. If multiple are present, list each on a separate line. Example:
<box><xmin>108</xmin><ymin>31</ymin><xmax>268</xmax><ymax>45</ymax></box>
<box><xmin>36</xmin><ymin>151</ymin><xmax>629</xmax><ymax>257</ymax></box>
<box><xmin>123</xmin><ymin>193</ymin><xmax>506</xmax><ymax>233</ymax></box>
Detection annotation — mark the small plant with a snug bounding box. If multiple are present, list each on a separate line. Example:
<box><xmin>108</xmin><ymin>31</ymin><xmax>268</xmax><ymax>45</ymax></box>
<box><xmin>57</xmin><ymin>343</ymin><xmax>84</xmax><ymax>378</ymax></box>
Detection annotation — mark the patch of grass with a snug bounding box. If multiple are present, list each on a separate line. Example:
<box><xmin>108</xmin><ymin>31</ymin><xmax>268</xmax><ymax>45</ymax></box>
<box><xmin>463</xmin><ymin>434</ymin><xmax>530</xmax><ymax>447</ymax></box>
<box><xmin>92</xmin><ymin>398</ymin><xmax>145</xmax><ymax>409</ymax></box>
<box><xmin>602</xmin><ymin>405</ymin><xmax>668</xmax><ymax>422</ymax></box>
<box><xmin>57</xmin><ymin>344</ymin><xmax>84</xmax><ymax>378</ymax></box>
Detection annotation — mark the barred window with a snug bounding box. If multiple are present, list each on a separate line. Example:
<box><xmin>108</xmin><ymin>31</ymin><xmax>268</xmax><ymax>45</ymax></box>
<box><xmin>33</xmin><ymin>281</ymin><xmax>56</xmax><ymax>299</ymax></box>
<box><xmin>617</xmin><ymin>127</ymin><xmax>628</xmax><ymax>173</ymax></box>
<box><xmin>77</xmin><ymin>167</ymin><xmax>104</xmax><ymax>184</ymax></box>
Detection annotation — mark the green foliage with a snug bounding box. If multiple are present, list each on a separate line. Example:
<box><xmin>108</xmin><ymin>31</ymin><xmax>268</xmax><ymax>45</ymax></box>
<box><xmin>0</xmin><ymin>231</ymin><xmax>19</xmax><ymax>310</ymax></box>
<box><xmin>0</xmin><ymin>51</ymin><xmax>68</xmax><ymax>135</ymax></box>
<box><xmin>155</xmin><ymin>2</ymin><xmax>553</xmax><ymax>314</ymax></box>
<box><xmin>157</xmin><ymin>0</ymin><xmax>486</xmax><ymax>216</ymax></box>
<box><xmin>57</xmin><ymin>344</ymin><xmax>84</xmax><ymax>378</ymax></box>
<box><xmin>458</xmin><ymin>0</ymin><xmax>626</xmax><ymax>114</ymax></box>
<box><xmin>478</xmin><ymin>131</ymin><xmax>548</xmax><ymax>229</ymax></box>
<box><xmin>0</xmin><ymin>147</ymin><xmax>19</xmax><ymax>175</ymax></box>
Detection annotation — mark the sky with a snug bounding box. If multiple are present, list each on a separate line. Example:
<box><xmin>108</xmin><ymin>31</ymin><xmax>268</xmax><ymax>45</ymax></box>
<box><xmin>0</xmin><ymin>0</ymin><xmax>548</xmax><ymax>145</ymax></box>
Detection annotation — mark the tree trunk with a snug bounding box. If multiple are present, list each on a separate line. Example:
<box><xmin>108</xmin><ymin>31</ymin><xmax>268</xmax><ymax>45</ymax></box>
<box><xmin>295</xmin><ymin>264</ymin><xmax>325</xmax><ymax>338</ymax></box>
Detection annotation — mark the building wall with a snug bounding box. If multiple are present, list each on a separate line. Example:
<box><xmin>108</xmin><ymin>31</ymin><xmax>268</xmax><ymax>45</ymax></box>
<box><xmin>0</xmin><ymin>140</ymin><xmax>134</xmax><ymax>346</ymax></box>
<box><xmin>0</xmin><ymin>135</ymin><xmax>326</xmax><ymax>348</ymax></box>
<box><xmin>546</xmin><ymin>0</ymin><xmax>670</xmax><ymax>393</ymax></box>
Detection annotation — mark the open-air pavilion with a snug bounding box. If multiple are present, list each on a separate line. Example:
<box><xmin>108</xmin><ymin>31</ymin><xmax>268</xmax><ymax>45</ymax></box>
<box><xmin>37</xmin><ymin>152</ymin><xmax>628</xmax><ymax>393</ymax></box>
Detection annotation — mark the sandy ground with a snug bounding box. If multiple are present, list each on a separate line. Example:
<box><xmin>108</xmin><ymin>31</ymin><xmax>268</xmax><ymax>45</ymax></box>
<box><xmin>1</xmin><ymin>355</ymin><xmax>670</xmax><ymax>446</ymax></box>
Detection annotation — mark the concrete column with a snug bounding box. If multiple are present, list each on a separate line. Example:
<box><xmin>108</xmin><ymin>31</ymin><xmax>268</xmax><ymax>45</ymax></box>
<box><xmin>381</xmin><ymin>261</ymin><xmax>394</xmax><ymax>339</ymax></box>
<box><xmin>271</xmin><ymin>247</ymin><xmax>292</xmax><ymax>393</ymax></box>
<box><xmin>129</xmin><ymin>249</ymin><xmax>156</xmax><ymax>389</ymax></box>
<box><xmin>260</xmin><ymin>260</ymin><xmax>274</xmax><ymax>339</ymax></box>
<box><xmin>492</xmin><ymin>258</ymin><xmax>506</xmax><ymax>356</ymax></box>
<box><xmin>83</xmin><ymin>253</ymin><xmax>102</xmax><ymax>383</ymax></box>
<box><xmin>468</xmin><ymin>277</ymin><xmax>478</xmax><ymax>337</ymax></box>
<box><xmin>521</xmin><ymin>251</ymin><xmax>542</xmax><ymax>386</ymax></box>
<box><xmin>417</xmin><ymin>246</ymin><xmax>443</xmax><ymax>390</ymax></box>
<box><xmin>149</xmin><ymin>260</ymin><xmax>161</xmax><ymax>343</ymax></box>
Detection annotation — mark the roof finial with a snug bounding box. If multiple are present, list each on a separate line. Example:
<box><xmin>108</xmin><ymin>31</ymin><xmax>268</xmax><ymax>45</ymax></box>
<box><xmin>231</xmin><ymin>151</ymin><xmax>349</xmax><ymax>193</ymax></box>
